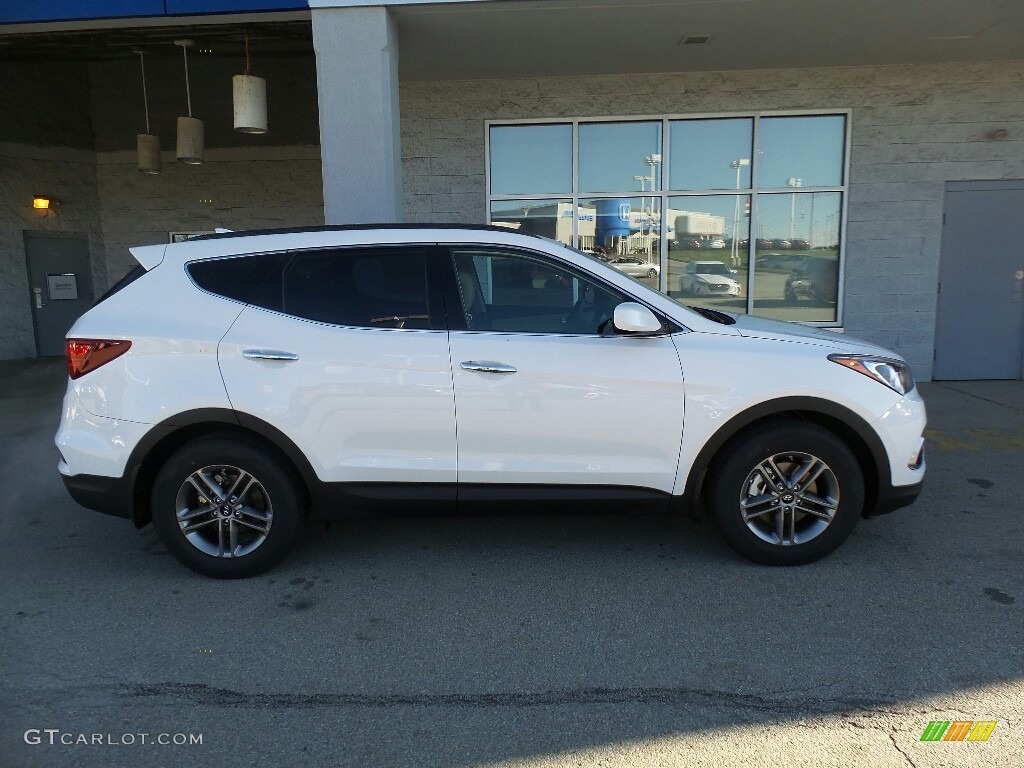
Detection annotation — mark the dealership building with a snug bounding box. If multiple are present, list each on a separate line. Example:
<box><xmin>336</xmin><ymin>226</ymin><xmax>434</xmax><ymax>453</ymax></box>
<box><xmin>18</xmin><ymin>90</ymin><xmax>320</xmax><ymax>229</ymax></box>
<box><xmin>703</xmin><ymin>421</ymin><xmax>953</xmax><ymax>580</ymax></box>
<box><xmin>1</xmin><ymin>0</ymin><xmax>1022</xmax><ymax>379</ymax></box>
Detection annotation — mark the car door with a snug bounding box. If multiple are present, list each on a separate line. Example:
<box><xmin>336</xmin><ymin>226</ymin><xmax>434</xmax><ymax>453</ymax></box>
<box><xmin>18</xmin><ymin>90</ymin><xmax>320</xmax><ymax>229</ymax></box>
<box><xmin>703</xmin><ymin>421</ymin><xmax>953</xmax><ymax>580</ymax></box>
<box><xmin>446</xmin><ymin>246</ymin><xmax>685</xmax><ymax>496</ymax></box>
<box><xmin>217</xmin><ymin>245</ymin><xmax>457</xmax><ymax>492</ymax></box>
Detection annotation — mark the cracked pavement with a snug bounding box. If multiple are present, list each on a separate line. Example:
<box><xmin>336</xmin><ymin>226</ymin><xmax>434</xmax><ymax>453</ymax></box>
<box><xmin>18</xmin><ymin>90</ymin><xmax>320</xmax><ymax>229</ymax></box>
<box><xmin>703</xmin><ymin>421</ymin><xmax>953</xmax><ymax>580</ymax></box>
<box><xmin>1</xmin><ymin>361</ymin><xmax>1021</xmax><ymax>767</ymax></box>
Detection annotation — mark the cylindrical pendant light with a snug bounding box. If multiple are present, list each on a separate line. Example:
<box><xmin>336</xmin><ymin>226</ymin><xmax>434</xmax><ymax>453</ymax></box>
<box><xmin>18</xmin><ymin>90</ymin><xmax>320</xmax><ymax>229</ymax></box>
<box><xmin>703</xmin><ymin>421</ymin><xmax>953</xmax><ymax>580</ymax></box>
<box><xmin>233</xmin><ymin>32</ymin><xmax>268</xmax><ymax>134</ymax></box>
<box><xmin>174</xmin><ymin>39</ymin><xmax>204</xmax><ymax>165</ymax></box>
<box><xmin>134</xmin><ymin>50</ymin><xmax>161</xmax><ymax>174</ymax></box>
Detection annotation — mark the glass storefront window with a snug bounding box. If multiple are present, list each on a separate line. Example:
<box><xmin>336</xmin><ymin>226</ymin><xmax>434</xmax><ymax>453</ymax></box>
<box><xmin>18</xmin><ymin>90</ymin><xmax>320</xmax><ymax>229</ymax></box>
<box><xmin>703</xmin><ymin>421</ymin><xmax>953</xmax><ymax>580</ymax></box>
<box><xmin>668</xmin><ymin>118</ymin><xmax>753</xmax><ymax>191</ymax></box>
<box><xmin>752</xmin><ymin>191</ymin><xmax>841</xmax><ymax>322</ymax></box>
<box><xmin>579</xmin><ymin>196</ymin><xmax>661</xmax><ymax>288</ymax></box>
<box><xmin>489</xmin><ymin>199</ymin><xmax>575</xmax><ymax>246</ymax></box>
<box><xmin>487</xmin><ymin>113</ymin><xmax>847</xmax><ymax>325</ymax></box>
<box><xmin>579</xmin><ymin>121</ymin><xmax>662</xmax><ymax>194</ymax></box>
<box><xmin>758</xmin><ymin>115</ymin><xmax>846</xmax><ymax>188</ymax></box>
<box><xmin>489</xmin><ymin>124</ymin><xmax>572</xmax><ymax>195</ymax></box>
<box><xmin>667</xmin><ymin>195</ymin><xmax>749</xmax><ymax>313</ymax></box>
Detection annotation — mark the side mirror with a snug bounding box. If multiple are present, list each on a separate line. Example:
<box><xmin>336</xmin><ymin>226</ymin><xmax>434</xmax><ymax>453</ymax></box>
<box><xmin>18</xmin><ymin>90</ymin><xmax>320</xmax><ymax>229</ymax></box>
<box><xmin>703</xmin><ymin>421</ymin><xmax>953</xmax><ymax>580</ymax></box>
<box><xmin>613</xmin><ymin>302</ymin><xmax>662</xmax><ymax>334</ymax></box>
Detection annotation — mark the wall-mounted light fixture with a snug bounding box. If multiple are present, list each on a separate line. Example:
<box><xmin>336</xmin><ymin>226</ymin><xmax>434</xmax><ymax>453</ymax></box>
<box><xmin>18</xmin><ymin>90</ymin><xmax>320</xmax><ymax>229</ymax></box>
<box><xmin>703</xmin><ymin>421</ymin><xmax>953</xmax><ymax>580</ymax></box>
<box><xmin>32</xmin><ymin>195</ymin><xmax>59</xmax><ymax>210</ymax></box>
<box><xmin>134</xmin><ymin>49</ymin><xmax>161</xmax><ymax>175</ymax></box>
<box><xmin>233</xmin><ymin>31</ymin><xmax>268</xmax><ymax>134</ymax></box>
<box><xmin>175</xmin><ymin>39</ymin><xmax>204</xmax><ymax>165</ymax></box>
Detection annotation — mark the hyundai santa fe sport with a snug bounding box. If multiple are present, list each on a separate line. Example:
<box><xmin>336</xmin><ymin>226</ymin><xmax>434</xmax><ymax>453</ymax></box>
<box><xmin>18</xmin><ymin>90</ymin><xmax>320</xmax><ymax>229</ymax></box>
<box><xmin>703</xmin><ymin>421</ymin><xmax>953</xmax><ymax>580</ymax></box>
<box><xmin>56</xmin><ymin>225</ymin><xmax>926</xmax><ymax>578</ymax></box>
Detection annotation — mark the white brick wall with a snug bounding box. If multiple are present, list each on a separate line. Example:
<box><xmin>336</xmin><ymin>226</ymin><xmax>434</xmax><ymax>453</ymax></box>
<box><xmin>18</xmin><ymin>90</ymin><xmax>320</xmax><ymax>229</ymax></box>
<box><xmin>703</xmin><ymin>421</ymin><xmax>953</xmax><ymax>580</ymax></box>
<box><xmin>399</xmin><ymin>60</ymin><xmax>1024</xmax><ymax>378</ymax></box>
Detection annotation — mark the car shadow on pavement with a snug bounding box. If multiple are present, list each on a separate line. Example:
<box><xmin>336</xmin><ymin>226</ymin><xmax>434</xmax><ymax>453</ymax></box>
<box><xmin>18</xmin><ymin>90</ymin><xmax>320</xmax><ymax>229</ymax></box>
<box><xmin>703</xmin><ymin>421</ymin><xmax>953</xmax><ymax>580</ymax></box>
<box><xmin>3</xmin><ymin>361</ymin><xmax>1022</xmax><ymax>768</ymax></box>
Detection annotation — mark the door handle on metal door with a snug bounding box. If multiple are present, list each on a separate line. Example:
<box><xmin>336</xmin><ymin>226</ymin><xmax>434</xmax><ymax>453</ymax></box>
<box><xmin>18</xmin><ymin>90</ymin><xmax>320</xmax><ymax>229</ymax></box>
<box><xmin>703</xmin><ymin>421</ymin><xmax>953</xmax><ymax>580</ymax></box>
<box><xmin>460</xmin><ymin>361</ymin><xmax>517</xmax><ymax>374</ymax></box>
<box><xmin>243</xmin><ymin>349</ymin><xmax>299</xmax><ymax>361</ymax></box>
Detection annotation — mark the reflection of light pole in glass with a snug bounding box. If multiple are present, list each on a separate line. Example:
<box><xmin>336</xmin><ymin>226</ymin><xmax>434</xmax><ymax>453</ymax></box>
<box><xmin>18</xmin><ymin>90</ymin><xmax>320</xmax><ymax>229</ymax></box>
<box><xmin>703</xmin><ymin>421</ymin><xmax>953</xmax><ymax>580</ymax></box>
<box><xmin>730</xmin><ymin>158</ymin><xmax>750</xmax><ymax>266</ymax></box>
<box><xmin>786</xmin><ymin>178</ymin><xmax>802</xmax><ymax>240</ymax></box>
<box><xmin>808</xmin><ymin>192</ymin><xmax>816</xmax><ymax>247</ymax></box>
<box><xmin>645</xmin><ymin>154</ymin><xmax>661</xmax><ymax>257</ymax></box>
<box><xmin>633</xmin><ymin>174</ymin><xmax>648</xmax><ymax>248</ymax></box>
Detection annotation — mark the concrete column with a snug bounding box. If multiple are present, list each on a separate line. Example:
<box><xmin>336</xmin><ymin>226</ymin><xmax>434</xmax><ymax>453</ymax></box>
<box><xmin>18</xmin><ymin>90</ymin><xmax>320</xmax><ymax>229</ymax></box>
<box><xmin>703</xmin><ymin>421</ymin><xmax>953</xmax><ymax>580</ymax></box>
<box><xmin>311</xmin><ymin>6</ymin><xmax>402</xmax><ymax>224</ymax></box>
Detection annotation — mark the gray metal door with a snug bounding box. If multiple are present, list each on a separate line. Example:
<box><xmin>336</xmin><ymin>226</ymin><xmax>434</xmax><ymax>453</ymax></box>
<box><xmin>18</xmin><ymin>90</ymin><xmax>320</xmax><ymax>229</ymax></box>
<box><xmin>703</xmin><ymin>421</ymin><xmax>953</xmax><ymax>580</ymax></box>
<box><xmin>24</xmin><ymin>232</ymin><xmax>94</xmax><ymax>357</ymax></box>
<box><xmin>934</xmin><ymin>181</ymin><xmax>1024</xmax><ymax>380</ymax></box>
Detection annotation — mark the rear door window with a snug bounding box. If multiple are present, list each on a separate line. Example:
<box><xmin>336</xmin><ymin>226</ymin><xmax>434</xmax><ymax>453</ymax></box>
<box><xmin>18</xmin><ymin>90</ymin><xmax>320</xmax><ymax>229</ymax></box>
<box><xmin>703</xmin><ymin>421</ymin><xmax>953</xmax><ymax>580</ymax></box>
<box><xmin>280</xmin><ymin>247</ymin><xmax>436</xmax><ymax>330</ymax></box>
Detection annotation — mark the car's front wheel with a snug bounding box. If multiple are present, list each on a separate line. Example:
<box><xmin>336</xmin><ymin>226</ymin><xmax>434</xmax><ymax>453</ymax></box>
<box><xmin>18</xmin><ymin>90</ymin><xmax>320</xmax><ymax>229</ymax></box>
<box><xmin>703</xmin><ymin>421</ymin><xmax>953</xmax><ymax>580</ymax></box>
<box><xmin>647</xmin><ymin>268</ymin><xmax>658</xmax><ymax>279</ymax></box>
<box><xmin>151</xmin><ymin>435</ymin><xmax>305</xmax><ymax>578</ymax></box>
<box><xmin>707</xmin><ymin>421</ymin><xmax>864</xmax><ymax>565</ymax></box>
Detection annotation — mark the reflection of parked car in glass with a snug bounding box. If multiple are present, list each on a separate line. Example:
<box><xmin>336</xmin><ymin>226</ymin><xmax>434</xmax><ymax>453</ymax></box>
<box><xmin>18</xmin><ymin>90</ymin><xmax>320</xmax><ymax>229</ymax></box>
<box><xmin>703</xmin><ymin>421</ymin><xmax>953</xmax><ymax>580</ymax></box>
<box><xmin>790</xmin><ymin>238</ymin><xmax>811</xmax><ymax>250</ymax></box>
<box><xmin>771</xmin><ymin>238</ymin><xmax>793</xmax><ymax>249</ymax></box>
<box><xmin>756</xmin><ymin>252</ymin><xmax>805</xmax><ymax>271</ymax></box>
<box><xmin>755</xmin><ymin>238</ymin><xmax>774</xmax><ymax>249</ymax></box>
<box><xmin>680</xmin><ymin>260</ymin><xmax>742</xmax><ymax>296</ymax></box>
<box><xmin>784</xmin><ymin>257</ymin><xmax>839</xmax><ymax>304</ymax></box>
<box><xmin>702</xmin><ymin>236</ymin><xmax>726</xmax><ymax>249</ymax></box>
<box><xmin>676</xmin><ymin>237</ymin><xmax>703</xmax><ymax>250</ymax></box>
<box><xmin>609</xmin><ymin>256</ymin><xmax>660</xmax><ymax>279</ymax></box>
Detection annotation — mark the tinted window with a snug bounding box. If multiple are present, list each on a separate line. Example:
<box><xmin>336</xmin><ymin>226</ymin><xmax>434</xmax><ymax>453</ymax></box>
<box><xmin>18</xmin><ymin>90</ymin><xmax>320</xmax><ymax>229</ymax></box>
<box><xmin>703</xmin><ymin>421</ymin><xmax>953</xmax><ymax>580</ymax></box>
<box><xmin>187</xmin><ymin>253</ymin><xmax>283</xmax><ymax>305</ymax></box>
<box><xmin>281</xmin><ymin>247</ymin><xmax>431</xmax><ymax>329</ymax></box>
<box><xmin>452</xmin><ymin>248</ymin><xmax>628</xmax><ymax>335</ymax></box>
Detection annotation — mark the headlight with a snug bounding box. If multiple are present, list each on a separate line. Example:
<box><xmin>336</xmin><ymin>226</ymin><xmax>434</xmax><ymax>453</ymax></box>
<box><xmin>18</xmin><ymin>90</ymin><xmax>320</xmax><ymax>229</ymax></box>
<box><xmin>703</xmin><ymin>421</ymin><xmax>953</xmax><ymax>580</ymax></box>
<box><xmin>828</xmin><ymin>354</ymin><xmax>915</xmax><ymax>395</ymax></box>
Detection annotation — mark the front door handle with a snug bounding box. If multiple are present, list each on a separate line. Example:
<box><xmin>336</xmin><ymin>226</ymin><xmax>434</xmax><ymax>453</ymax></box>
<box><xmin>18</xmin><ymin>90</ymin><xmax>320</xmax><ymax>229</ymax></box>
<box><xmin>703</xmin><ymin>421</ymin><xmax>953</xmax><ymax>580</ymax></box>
<box><xmin>460</xmin><ymin>360</ymin><xmax>517</xmax><ymax>374</ymax></box>
<box><xmin>243</xmin><ymin>349</ymin><xmax>299</xmax><ymax>361</ymax></box>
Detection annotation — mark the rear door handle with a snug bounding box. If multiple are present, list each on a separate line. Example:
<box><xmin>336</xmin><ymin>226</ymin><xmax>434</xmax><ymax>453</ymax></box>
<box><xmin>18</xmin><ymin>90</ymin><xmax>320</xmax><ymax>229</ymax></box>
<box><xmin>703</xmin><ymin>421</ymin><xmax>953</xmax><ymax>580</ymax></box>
<box><xmin>243</xmin><ymin>349</ymin><xmax>299</xmax><ymax>361</ymax></box>
<box><xmin>460</xmin><ymin>360</ymin><xmax>517</xmax><ymax>374</ymax></box>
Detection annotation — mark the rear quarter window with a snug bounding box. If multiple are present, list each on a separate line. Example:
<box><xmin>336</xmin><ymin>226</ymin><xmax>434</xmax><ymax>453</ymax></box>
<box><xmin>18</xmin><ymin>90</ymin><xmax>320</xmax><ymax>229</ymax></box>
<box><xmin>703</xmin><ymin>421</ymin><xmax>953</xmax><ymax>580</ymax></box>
<box><xmin>187</xmin><ymin>253</ymin><xmax>284</xmax><ymax>305</ymax></box>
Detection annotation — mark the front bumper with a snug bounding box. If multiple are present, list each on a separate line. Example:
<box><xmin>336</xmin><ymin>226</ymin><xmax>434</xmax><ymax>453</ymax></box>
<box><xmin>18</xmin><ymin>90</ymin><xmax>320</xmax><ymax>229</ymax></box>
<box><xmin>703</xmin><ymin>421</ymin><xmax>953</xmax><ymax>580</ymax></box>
<box><xmin>867</xmin><ymin>476</ymin><xmax>924</xmax><ymax>517</ymax></box>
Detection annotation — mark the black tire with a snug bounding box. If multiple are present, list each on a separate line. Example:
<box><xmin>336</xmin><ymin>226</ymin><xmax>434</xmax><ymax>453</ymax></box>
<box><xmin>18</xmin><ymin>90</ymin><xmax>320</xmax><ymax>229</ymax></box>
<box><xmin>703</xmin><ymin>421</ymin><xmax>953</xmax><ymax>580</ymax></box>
<box><xmin>151</xmin><ymin>435</ymin><xmax>305</xmax><ymax>578</ymax></box>
<box><xmin>706</xmin><ymin>420</ymin><xmax>863</xmax><ymax>566</ymax></box>
<box><xmin>647</xmin><ymin>268</ymin><xmax>658</xmax><ymax>279</ymax></box>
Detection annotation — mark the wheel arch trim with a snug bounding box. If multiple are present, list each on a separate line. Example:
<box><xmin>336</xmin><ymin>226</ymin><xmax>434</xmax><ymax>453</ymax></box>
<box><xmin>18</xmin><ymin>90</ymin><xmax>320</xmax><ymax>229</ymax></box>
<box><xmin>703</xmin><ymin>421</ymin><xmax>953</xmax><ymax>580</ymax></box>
<box><xmin>681</xmin><ymin>396</ymin><xmax>890</xmax><ymax>511</ymax></box>
<box><xmin>124</xmin><ymin>408</ymin><xmax>320</xmax><ymax>527</ymax></box>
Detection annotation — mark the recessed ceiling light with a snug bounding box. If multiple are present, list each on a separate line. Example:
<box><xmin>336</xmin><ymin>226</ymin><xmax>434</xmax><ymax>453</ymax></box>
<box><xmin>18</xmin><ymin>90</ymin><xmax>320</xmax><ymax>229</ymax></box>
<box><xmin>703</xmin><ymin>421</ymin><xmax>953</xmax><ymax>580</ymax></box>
<box><xmin>681</xmin><ymin>35</ymin><xmax>711</xmax><ymax>45</ymax></box>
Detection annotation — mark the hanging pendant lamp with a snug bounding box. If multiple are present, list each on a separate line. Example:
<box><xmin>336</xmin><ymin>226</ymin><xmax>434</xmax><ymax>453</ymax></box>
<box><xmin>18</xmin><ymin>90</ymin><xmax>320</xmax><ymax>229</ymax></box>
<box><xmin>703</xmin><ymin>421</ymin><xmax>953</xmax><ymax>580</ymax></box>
<box><xmin>233</xmin><ymin>32</ymin><xmax>268</xmax><ymax>134</ymax></box>
<box><xmin>174</xmin><ymin>39</ymin><xmax>204</xmax><ymax>165</ymax></box>
<box><xmin>134</xmin><ymin>50</ymin><xmax>161</xmax><ymax>175</ymax></box>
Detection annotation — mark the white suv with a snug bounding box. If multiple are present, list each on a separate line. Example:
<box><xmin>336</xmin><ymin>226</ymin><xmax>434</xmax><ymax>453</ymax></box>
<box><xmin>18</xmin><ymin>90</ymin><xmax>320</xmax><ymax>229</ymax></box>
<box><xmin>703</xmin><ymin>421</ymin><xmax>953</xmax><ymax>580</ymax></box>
<box><xmin>56</xmin><ymin>226</ymin><xmax>925</xmax><ymax>578</ymax></box>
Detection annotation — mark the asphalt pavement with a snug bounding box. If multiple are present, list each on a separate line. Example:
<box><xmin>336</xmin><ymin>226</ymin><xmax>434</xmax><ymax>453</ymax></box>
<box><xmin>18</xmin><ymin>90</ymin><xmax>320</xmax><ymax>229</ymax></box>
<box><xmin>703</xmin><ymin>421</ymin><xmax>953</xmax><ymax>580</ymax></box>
<box><xmin>1</xmin><ymin>359</ymin><xmax>1021</xmax><ymax>768</ymax></box>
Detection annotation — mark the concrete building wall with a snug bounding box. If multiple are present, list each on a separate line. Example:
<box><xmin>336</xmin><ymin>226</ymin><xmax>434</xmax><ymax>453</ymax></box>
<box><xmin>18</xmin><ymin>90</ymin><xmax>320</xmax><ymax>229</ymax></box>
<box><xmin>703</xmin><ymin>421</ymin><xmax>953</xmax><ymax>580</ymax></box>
<box><xmin>0</xmin><ymin>60</ymin><xmax>103</xmax><ymax>359</ymax></box>
<box><xmin>87</xmin><ymin>52</ymin><xmax>325</xmax><ymax>276</ymax></box>
<box><xmin>94</xmin><ymin>148</ymin><xmax>324</xmax><ymax>279</ymax></box>
<box><xmin>0</xmin><ymin>53</ymin><xmax>324</xmax><ymax>359</ymax></box>
<box><xmin>0</xmin><ymin>144</ymin><xmax>106</xmax><ymax>359</ymax></box>
<box><xmin>399</xmin><ymin>60</ymin><xmax>1024</xmax><ymax>379</ymax></box>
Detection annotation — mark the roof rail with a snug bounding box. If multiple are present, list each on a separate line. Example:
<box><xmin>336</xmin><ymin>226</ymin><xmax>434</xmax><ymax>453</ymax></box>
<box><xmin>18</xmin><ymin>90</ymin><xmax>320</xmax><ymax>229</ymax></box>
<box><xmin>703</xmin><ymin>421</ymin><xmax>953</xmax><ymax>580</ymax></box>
<box><xmin>187</xmin><ymin>223</ymin><xmax>527</xmax><ymax>242</ymax></box>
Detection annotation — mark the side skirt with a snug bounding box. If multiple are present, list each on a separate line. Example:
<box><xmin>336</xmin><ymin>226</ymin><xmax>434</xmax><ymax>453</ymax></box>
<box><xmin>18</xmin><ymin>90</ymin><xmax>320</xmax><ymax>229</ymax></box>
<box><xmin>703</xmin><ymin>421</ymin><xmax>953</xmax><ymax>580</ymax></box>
<box><xmin>309</xmin><ymin>483</ymin><xmax>673</xmax><ymax>520</ymax></box>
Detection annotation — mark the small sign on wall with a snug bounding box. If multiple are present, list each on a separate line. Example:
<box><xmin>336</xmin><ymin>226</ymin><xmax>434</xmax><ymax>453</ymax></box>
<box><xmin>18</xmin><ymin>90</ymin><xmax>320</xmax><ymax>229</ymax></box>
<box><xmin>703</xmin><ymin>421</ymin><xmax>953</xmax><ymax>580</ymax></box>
<box><xmin>46</xmin><ymin>273</ymin><xmax>78</xmax><ymax>300</ymax></box>
<box><xmin>170</xmin><ymin>231</ymin><xmax>215</xmax><ymax>243</ymax></box>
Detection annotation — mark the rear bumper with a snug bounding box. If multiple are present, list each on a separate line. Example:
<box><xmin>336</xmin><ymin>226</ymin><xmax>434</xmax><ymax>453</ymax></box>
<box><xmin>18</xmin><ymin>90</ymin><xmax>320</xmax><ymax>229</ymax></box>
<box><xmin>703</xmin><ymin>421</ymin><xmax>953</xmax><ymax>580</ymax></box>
<box><xmin>61</xmin><ymin>470</ymin><xmax>133</xmax><ymax>520</ymax></box>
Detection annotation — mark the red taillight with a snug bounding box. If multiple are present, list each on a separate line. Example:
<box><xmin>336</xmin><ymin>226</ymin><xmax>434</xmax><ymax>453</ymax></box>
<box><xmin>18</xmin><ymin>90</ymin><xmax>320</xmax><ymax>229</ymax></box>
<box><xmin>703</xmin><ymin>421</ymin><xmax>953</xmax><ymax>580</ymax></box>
<box><xmin>66</xmin><ymin>339</ymin><xmax>132</xmax><ymax>380</ymax></box>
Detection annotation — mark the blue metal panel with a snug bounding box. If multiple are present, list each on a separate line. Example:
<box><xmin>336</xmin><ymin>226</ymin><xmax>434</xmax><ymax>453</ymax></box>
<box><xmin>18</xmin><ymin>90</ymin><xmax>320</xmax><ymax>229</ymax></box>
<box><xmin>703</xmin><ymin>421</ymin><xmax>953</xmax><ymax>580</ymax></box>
<box><xmin>1</xmin><ymin>0</ymin><xmax>307</xmax><ymax>24</ymax></box>
<box><xmin>0</xmin><ymin>1</ymin><xmax>165</xmax><ymax>24</ymax></box>
<box><xmin>167</xmin><ymin>0</ymin><xmax>307</xmax><ymax>12</ymax></box>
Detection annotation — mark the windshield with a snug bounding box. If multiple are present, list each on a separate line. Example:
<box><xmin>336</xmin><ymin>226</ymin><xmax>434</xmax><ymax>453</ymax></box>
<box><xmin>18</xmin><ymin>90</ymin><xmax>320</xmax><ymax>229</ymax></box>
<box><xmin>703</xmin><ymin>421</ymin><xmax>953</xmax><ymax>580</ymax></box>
<box><xmin>696</xmin><ymin>262</ymin><xmax>730</xmax><ymax>276</ymax></box>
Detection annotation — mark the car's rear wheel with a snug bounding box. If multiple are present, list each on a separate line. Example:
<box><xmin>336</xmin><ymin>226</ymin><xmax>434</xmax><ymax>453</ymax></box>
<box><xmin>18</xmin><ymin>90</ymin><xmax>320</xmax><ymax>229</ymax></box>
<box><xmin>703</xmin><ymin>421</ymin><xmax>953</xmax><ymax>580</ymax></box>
<box><xmin>707</xmin><ymin>421</ymin><xmax>863</xmax><ymax>565</ymax></box>
<box><xmin>151</xmin><ymin>436</ymin><xmax>304</xmax><ymax>578</ymax></box>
